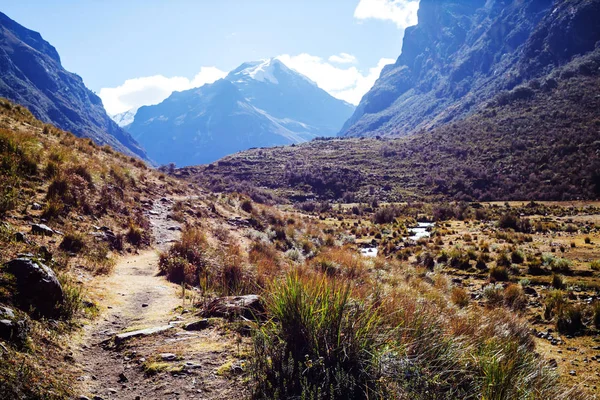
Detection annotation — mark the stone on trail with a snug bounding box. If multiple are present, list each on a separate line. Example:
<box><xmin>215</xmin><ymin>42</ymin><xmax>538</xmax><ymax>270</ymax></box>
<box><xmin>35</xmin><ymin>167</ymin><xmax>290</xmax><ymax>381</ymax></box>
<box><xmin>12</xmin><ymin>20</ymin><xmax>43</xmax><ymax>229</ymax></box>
<box><xmin>114</xmin><ymin>325</ymin><xmax>174</xmax><ymax>345</ymax></box>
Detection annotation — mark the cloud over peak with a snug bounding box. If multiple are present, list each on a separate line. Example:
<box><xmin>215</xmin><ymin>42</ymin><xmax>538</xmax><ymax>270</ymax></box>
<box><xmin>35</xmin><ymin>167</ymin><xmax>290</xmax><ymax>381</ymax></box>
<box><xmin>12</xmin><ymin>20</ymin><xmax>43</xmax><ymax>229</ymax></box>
<box><xmin>99</xmin><ymin>67</ymin><xmax>227</xmax><ymax>115</ymax></box>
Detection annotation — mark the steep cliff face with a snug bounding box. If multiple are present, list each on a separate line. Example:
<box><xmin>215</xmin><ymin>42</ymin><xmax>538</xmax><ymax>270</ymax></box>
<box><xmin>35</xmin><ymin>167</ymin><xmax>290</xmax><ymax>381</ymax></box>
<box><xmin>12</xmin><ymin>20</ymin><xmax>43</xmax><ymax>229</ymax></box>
<box><xmin>341</xmin><ymin>0</ymin><xmax>600</xmax><ymax>137</ymax></box>
<box><xmin>0</xmin><ymin>12</ymin><xmax>147</xmax><ymax>159</ymax></box>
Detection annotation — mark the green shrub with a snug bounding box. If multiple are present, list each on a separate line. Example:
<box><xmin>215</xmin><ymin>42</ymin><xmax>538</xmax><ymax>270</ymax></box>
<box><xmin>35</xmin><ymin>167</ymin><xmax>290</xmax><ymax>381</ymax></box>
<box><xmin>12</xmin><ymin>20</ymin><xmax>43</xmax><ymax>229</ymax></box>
<box><xmin>489</xmin><ymin>266</ymin><xmax>509</xmax><ymax>282</ymax></box>
<box><xmin>59</xmin><ymin>232</ymin><xmax>86</xmax><ymax>253</ymax></box>
<box><xmin>556</xmin><ymin>304</ymin><xmax>584</xmax><ymax>335</ymax></box>
<box><xmin>251</xmin><ymin>273</ymin><xmax>383</xmax><ymax>399</ymax></box>
<box><xmin>159</xmin><ymin>227</ymin><xmax>209</xmax><ymax>285</ymax></box>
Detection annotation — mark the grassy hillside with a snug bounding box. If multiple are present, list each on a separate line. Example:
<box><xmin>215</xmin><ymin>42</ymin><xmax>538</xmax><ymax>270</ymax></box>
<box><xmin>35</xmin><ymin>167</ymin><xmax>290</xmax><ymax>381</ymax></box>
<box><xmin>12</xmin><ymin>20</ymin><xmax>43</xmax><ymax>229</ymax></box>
<box><xmin>187</xmin><ymin>49</ymin><xmax>600</xmax><ymax>203</ymax></box>
<box><xmin>0</xmin><ymin>98</ymin><xmax>186</xmax><ymax>398</ymax></box>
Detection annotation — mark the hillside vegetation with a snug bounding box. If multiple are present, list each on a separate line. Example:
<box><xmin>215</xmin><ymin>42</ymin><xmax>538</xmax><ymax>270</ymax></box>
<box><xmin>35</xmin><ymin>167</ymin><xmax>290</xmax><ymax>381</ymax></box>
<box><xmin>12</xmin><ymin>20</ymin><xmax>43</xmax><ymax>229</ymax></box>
<box><xmin>0</xmin><ymin>98</ymin><xmax>185</xmax><ymax>398</ymax></box>
<box><xmin>186</xmin><ymin>49</ymin><xmax>600</xmax><ymax>203</ymax></box>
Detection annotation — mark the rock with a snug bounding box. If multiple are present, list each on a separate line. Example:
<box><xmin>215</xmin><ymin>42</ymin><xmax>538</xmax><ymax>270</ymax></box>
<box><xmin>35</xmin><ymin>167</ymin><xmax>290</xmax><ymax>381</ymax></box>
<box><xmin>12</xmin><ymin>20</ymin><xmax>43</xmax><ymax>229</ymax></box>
<box><xmin>523</xmin><ymin>287</ymin><xmax>538</xmax><ymax>297</ymax></box>
<box><xmin>118</xmin><ymin>373</ymin><xmax>128</xmax><ymax>383</ymax></box>
<box><xmin>14</xmin><ymin>232</ymin><xmax>27</xmax><ymax>243</ymax></box>
<box><xmin>31</xmin><ymin>202</ymin><xmax>42</xmax><ymax>211</ymax></box>
<box><xmin>160</xmin><ymin>353</ymin><xmax>177</xmax><ymax>361</ymax></box>
<box><xmin>569</xmin><ymin>370</ymin><xmax>577</xmax><ymax>376</ymax></box>
<box><xmin>31</xmin><ymin>223</ymin><xmax>55</xmax><ymax>236</ymax></box>
<box><xmin>183</xmin><ymin>319</ymin><xmax>210</xmax><ymax>331</ymax></box>
<box><xmin>114</xmin><ymin>325</ymin><xmax>173</xmax><ymax>345</ymax></box>
<box><xmin>0</xmin><ymin>307</ymin><xmax>29</xmax><ymax>345</ymax></box>
<box><xmin>201</xmin><ymin>294</ymin><xmax>264</xmax><ymax>320</ymax></box>
<box><xmin>4</xmin><ymin>258</ymin><xmax>64</xmax><ymax>318</ymax></box>
<box><xmin>548</xmin><ymin>359</ymin><xmax>558</xmax><ymax>368</ymax></box>
<box><xmin>141</xmin><ymin>303</ymin><xmax>148</xmax><ymax>307</ymax></box>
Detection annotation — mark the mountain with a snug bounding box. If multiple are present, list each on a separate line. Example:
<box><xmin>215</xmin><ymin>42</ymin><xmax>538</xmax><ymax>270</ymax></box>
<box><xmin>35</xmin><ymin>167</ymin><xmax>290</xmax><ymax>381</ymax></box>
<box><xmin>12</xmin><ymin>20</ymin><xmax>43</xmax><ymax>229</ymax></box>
<box><xmin>341</xmin><ymin>0</ymin><xmax>600</xmax><ymax>137</ymax></box>
<box><xmin>110</xmin><ymin>108</ymin><xmax>137</xmax><ymax>128</ymax></box>
<box><xmin>127</xmin><ymin>58</ymin><xmax>355</xmax><ymax>166</ymax></box>
<box><xmin>0</xmin><ymin>12</ymin><xmax>147</xmax><ymax>159</ymax></box>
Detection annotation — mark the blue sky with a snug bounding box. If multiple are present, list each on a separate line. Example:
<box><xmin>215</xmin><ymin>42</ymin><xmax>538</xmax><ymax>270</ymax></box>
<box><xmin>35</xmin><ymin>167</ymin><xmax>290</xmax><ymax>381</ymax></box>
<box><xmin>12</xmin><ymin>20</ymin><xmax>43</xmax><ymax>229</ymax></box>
<box><xmin>2</xmin><ymin>0</ymin><xmax>419</xmax><ymax>114</ymax></box>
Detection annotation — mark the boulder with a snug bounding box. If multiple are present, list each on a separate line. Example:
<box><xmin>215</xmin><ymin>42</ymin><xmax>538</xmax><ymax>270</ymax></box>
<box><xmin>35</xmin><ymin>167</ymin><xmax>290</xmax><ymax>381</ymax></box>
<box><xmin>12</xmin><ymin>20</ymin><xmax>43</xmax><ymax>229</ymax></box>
<box><xmin>0</xmin><ymin>306</ymin><xmax>29</xmax><ymax>345</ymax></box>
<box><xmin>31</xmin><ymin>223</ymin><xmax>54</xmax><ymax>236</ymax></box>
<box><xmin>31</xmin><ymin>202</ymin><xmax>42</xmax><ymax>211</ymax></box>
<box><xmin>201</xmin><ymin>295</ymin><xmax>264</xmax><ymax>320</ymax></box>
<box><xmin>4</xmin><ymin>258</ymin><xmax>64</xmax><ymax>318</ymax></box>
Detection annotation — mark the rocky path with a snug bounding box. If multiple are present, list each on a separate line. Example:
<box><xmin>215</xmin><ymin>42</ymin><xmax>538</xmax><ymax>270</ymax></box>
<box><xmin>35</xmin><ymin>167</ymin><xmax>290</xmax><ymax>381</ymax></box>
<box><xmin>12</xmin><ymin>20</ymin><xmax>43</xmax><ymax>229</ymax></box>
<box><xmin>74</xmin><ymin>198</ymin><xmax>247</xmax><ymax>400</ymax></box>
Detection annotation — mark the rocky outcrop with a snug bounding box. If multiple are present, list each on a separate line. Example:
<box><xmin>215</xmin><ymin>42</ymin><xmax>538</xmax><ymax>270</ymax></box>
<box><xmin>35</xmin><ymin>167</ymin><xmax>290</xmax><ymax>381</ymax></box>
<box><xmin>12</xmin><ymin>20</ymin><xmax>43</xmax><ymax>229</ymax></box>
<box><xmin>3</xmin><ymin>258</ymin><xmax>64</xmax><ymax>318</ymax></box>
<box><xmin>0</xmin><ymin>12</ymin><xmax>148</xmax><ymax>160</ymax></box>
<box><xmin>341</xmin><ymin>0</ymin><xmax>600</xmax><ymax>137</ymax></box>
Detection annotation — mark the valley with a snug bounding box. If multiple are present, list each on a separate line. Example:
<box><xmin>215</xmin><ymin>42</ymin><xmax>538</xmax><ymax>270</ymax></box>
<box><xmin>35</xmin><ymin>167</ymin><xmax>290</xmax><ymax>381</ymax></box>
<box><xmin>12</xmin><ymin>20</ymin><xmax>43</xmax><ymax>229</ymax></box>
<box><xmin>1</xmin><ymin>0</ymin><xmax>600</xmax><ymax>399</ymax></box>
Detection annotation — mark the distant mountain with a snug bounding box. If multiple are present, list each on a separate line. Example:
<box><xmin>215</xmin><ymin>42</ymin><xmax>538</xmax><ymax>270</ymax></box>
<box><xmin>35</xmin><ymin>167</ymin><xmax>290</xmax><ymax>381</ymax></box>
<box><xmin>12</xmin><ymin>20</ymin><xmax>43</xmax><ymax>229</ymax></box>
<box><xmin>127</xmin><ymin>58</ymin><xmax>355</xmax><ymax>166</ymax></box>
<box><xmin>111</xmin><ymin>108</ymin><xmax>137</xmax><ymax>128</ymax></box>
<box><xmin>341</xmin><ymin>0</ymin><xmax>600</xmax><ymax>137</ymax></box>
<box><xmin>0</xmin><ymin>12</ymin><xmax>147</xmax><ymax>159</ymax></box>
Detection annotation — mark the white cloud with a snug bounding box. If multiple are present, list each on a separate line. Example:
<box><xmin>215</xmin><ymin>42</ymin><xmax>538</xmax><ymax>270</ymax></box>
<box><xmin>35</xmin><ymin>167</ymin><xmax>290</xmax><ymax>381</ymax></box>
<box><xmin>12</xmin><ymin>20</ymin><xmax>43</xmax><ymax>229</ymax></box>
<box><xmin>276</xmin><ymin>54</ymin><xmax>395</xmax><ymax>105</ymax></box>
<box><xmin>328</xmin><ymin>53</ymin><xmax>357</xmax><ymax>64</ymax></box>
<box><xmin>99</xmin><ymin>66</ymin><xmax>227</xmax><ymax>115</ymax></box>
<box><xmin>354</xmin><ymin>0</ymin><xmax>419</xmax><ymax>29</ymax></box>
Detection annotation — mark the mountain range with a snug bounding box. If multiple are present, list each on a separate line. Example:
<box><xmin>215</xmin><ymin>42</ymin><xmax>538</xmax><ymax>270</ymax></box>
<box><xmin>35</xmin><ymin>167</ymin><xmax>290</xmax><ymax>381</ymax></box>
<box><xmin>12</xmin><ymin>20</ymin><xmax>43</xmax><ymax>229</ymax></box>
<box><xmin>126</xmin><ymin>58</ymin><xmax>355</xmax><ymax>166</ymax></box>
<box><xmin>0</xmin><ymin>12</ymin><xmax>147</xmax><ymax>160</ymax></box>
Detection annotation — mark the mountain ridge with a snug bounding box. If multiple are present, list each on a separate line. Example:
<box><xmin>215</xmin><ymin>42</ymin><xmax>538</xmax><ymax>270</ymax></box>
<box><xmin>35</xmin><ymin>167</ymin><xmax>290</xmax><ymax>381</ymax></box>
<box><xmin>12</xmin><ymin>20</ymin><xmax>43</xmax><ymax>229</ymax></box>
<box><xmin>341</xmin><ymin>0</ymin><xmax>600</xmax><ymax>137</ymax></box>
<box><xmin>0</xmin><ymin>12</ymin><xmax>148</xmax><ymax>160</ymax></box>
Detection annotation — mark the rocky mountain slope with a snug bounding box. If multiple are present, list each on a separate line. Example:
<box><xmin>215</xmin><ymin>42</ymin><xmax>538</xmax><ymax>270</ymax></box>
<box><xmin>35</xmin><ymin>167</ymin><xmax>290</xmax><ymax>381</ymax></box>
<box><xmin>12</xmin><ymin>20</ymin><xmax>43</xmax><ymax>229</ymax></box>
<box><xmin>186</xmin><ymin>46</ymin><xmax>600</xmax><ymax>202</ymax></box>
<box><xmin>341</xmin><ymin>0</ymin><xmax>600</xmax><ymax>137</ymax></box>
<box><xmin>0</xmin><ymin>12</ymin><xmax>147</xmax><ymax>159</ymax></box>
<box><xmin>127</xmin><ymin>59</ymin><xmax>354</xmax><ymax>166</ymax></box>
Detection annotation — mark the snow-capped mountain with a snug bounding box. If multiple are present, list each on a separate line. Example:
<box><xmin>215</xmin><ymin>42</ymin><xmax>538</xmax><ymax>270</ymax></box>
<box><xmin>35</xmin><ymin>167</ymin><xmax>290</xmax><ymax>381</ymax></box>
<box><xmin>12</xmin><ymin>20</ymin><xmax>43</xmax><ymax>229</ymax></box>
<box><xmin>110</xmin><ymin>108</ymin><xmax>137</xmax><ymax>128</ymax></box>
<box><xmin>127</xmin><ymin>58</ymin><xmax>355</xmax><ymax>166</ymax></box>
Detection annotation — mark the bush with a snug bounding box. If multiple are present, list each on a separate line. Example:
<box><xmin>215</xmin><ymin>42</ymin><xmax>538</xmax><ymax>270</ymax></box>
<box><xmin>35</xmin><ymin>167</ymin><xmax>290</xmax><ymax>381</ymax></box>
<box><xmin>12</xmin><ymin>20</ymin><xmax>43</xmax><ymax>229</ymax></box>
<box><xmin>241</xmin><ymin>199</ymin><xmax>253</xmax><ymax>213</ymax></box>
<box><xmin>503</xmin><ymin>284</ymin><xmax>527</xmax><ymax>311</ymax></box>
<box><xmin>556</xmin><ymin>304</ymin><xmax>584</xmax><ymax>335</ymax></box>
<box><xmin>159</xmin><ymin>227</ymin><xmax>209</xmax><ymax>285</ymax></box>
<box><xmin>126</xmin><ymin>221</ymin><xmax>145</xmax><ymax>247</ymax></box>
<box><xmin>451</xmin><ymin>287</ymin><xmax>470</xmax><ymax>308</ymax></box>
<box><xmin>60</xmin><ymin>232</ymin><xmax>86</xmax><ymax>253</ymax></box>
<box><xmin>489</xmin><ymin>266</ymin><xmax>509</xmax><ymax>282</ymax></box>
<box><xmin>251</xmin><ymin>273</ymin><xmax>382</xmax><ymax>399</ymax></box>
<box><xmin>551</xmin><ymin>274</ymin><xmax>565</xmax><ymax>289</ymax></box>
<box><xmin>510</xmin><ymin>250</ymin><xmax>524</xmax><ymax>264</ymax></box>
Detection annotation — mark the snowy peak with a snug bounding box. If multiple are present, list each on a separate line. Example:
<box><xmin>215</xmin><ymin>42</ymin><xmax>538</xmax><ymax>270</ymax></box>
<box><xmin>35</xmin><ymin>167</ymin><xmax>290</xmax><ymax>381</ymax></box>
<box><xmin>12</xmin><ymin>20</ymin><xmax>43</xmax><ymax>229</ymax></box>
<box><xmin>227</xmin><ymin>58</ymin><xmax>316</xmax><ymax>86</ymax></box>
<box><xmin>110</xmin><ymin>108</ymin><xmax>137</xmax><ymax>128</ymax></box>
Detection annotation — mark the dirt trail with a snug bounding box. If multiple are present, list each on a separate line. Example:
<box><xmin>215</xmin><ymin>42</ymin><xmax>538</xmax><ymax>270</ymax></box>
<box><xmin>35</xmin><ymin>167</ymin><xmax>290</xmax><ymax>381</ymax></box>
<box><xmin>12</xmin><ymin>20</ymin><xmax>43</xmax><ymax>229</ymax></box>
<box><xmin>75</xmin><ymin>198</ymin><xmax>246</xmax><ymax>400</ymax></box>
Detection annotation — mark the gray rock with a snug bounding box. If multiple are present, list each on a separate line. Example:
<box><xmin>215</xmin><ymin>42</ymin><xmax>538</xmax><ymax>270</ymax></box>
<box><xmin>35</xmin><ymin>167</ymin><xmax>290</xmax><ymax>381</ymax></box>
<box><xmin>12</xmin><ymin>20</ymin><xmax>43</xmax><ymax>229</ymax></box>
<box><xmin>31</xmin><ymin>223</ymin><xmax>54</xmax><ymax>236</ymax></box>
<box><xmin>0</xmin><ymin>316</ymin><xmax>29</xmax><ymax>345</ymax></box>
<box><xmin>114</xmin><ymin>325</ymin><xmax>173</xmax><ymax>345</ymax></box>
<box><xmin>31</xmin><ymin>202</ymin><xmax>42</xmax><ymax>211</ymax></box>
<box><xmin>160</xmin><ymin>353</ymin><xmax>177</xmax><ymax>361</ymax></box>
<box><xmin>4</xmin><ymin>258</ymin><xmax>64</xmax><ymax>318</ymax></box>
<box><xmin>201</xmin><ymin>294</ymin><xmax>264</xmax><ymax>320</ymax></box>
<box><xmin>183</xmin><ymin>319</ymin><xmax>210</xmax><ymax>331</ymax></box>
<box><xmin>0</xmin><ymin>306</ymin><xmax>15</xmax><ymax>319</ymax></box>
